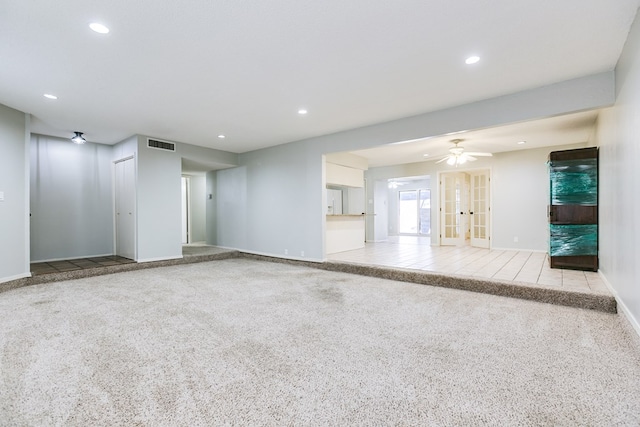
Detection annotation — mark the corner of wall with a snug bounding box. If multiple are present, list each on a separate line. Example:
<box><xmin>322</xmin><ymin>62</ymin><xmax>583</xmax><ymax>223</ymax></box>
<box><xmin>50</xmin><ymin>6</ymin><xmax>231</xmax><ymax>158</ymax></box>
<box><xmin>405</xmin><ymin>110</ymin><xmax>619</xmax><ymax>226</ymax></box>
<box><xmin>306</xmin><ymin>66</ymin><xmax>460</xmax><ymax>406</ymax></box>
<box><xmin>0</xmin><ymin>103</ymin><xmax>29</xmax><ymax>282</ymax></box>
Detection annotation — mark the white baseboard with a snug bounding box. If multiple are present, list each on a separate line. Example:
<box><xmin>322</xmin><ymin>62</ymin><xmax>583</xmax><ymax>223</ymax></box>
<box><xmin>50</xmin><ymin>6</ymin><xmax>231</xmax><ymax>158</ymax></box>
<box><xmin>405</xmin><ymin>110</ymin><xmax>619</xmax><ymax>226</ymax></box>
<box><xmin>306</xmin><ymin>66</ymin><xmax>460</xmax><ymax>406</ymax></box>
<box><xmin>599</xmin><ymin>270</ymin><xmax>640</xmax><ymax>339</ymax></box>
<box><xmin>137</xmin><ymin>255</ymin><xmax>183</xmax><ymax>263</ymax></box>
<box><xmin>0</xmin><ymin>272</ymin><xmax>32</xmax><ymax>284</ymax></box>
<box><xmin>490</xmin><ymin>247</ymin><xmax>547</xmax><ymax>253</ymax></box>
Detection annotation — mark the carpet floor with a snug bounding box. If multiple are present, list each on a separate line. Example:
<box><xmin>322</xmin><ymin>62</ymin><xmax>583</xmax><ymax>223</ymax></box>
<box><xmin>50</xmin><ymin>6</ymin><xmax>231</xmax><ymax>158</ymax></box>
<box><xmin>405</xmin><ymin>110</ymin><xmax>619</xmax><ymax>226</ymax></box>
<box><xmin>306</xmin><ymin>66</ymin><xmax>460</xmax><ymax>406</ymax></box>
<box><xmin>1</xmin><ymin>259</ymin><xmax>639</xmax><ymax>426</ymax></box>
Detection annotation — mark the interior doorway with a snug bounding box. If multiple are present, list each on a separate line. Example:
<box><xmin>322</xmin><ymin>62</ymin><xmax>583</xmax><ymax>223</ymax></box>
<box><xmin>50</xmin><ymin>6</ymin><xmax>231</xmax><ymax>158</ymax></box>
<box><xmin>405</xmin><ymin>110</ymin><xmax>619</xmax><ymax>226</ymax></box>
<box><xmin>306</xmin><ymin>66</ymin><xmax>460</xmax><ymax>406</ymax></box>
<box><xmin>387</xmin><ymin>175</ymin><xmax>431</xmax><ymax>238</ymax></box>
<box><xmin>439</xmin><ymin>169</ymin><xmax>490</xmax><ymax>248</ymax></box>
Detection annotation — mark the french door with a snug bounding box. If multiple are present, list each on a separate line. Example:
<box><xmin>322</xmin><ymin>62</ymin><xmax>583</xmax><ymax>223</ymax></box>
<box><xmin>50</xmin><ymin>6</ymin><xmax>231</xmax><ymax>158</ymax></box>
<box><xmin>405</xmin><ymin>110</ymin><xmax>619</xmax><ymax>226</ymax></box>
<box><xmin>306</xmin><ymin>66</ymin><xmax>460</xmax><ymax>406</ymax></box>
<box><xmin>469</xmin><ymin>171</ymin><xmax>490</xmax><ymax>248</ymax></box>
<box><xmin>440</xmin><ymin>173</ymin><xmax>467</xmax><ymax>245</ymax></box>
<box><xmin>440</xmin><ymin>170</ymin><xmax>490</xmax><ymax>247</ymax></box>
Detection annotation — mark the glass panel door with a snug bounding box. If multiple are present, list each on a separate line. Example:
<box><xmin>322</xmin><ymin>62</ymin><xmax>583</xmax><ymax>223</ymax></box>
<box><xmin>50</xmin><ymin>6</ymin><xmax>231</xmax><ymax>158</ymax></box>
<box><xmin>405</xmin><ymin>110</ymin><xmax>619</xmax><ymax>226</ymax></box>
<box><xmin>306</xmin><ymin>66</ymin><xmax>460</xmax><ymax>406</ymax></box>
<box><xmin>399</xmin><ymin>189</ymin><xmax>431</xmax><ymax>235</ymax></box>
<box><xmin>398</xmin><ymin>190</ymin><xmax>418</xmax><ymax>234</ymax></box>
<box><xmin>470</xmin><ymin>171</ymin><xmax>490</xmax><ymax>248</ymax></box>
<box><xmin>440</xmin><ymin>173</ymin><xmax>464</xmax><ymax>245</ymax></box>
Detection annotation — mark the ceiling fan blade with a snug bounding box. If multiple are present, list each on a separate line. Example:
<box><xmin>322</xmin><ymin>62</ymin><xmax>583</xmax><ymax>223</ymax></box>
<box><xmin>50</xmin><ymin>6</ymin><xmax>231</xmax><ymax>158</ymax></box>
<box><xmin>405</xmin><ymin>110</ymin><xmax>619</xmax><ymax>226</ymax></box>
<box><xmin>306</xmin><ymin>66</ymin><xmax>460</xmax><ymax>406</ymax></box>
<box><xmin>465</xmin><ymin>155</ymin><xmax>478</xmax><ymax>162</ymax></box>
<box><xmin>465</xmin><ymin>152</ymin><xmax>493</xmax><ymax>157</ymax></box>
<box><xmin>435</xmin><ymin>156</ymin><xmax>450</xmax><ymax>164</ymax></box>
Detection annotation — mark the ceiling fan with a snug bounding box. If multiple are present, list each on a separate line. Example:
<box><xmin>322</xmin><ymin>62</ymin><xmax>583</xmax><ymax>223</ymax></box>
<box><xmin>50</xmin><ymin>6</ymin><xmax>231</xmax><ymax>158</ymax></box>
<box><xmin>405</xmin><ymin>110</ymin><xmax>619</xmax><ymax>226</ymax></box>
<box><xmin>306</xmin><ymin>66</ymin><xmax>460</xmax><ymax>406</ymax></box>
<box><xmin>435</xmin><ymin>139</ymin><xmax>493</xmax><ymax>166</ymax></box>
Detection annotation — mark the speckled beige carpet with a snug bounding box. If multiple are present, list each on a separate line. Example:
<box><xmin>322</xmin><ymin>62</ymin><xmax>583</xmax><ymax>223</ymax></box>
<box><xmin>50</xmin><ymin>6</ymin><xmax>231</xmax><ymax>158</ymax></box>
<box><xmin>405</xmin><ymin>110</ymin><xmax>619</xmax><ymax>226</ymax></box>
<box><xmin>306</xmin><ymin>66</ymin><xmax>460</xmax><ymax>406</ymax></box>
<box><xmin>1</xmin><ymin>259</ymin><xmax>639</xmax><ymax>426</ymax></box>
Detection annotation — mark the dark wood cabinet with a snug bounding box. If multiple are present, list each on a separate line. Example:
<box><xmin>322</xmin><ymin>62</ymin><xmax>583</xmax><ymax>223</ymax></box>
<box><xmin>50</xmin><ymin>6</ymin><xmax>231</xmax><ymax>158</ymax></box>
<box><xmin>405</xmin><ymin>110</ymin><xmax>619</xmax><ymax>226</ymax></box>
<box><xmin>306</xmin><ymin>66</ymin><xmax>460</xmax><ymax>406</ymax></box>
<box><xmin>548</xmin><ymin>147</ymin><xmax>598</xmax><ymax>271</ymax></box>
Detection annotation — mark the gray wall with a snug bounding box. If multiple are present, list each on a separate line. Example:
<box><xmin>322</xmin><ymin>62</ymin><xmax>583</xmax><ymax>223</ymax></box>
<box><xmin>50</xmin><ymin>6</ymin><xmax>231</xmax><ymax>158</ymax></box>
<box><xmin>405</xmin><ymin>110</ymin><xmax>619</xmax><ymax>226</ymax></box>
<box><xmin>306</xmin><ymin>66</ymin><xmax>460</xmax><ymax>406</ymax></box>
<box><xmin>136</xmin><ymin>136</ymin><xmax>183</xmax><ymax>261</ymax></box>
<box><xmin>595</xmin><ymin>9</ymin><xmax>640</xmax><ymax>334</ymax></box>
<box><xmin>216</xmin><ymin>166</ymin><xmax>248</xmax><ymax>250</ymax></box>
<box><xmin>216</xmin><ymin>142</ymin><xmax>323</xmax><ymax>259</ymax></box>
<box><xmin>113</xmin><ymin>136</ymin><xmax>138</xmax><ymax>161</ymax></box>
<box><xmin>205</xmin><ymin>171</ymin><xmax>218</xmax><ymax>245</ymax></box>
<box><xmin>215</xmin><ymin>73</ymin><xmax>614</xmax><ymax>261</ymax></box>
<box><xmin>30</xmin><ymin>134</ymin><xmax>114</xmax><ymax>262</ymax></box>
<box><xmin>189</xmin><ymin>175</ymin><xmax>206</xmax><ymax>242</ymax></box>
<box><xmin>180</xmin><ymin>143</ymin><xmax>237</xmax><ymax>171</ymax></box>
<box><xmin>136</xmin><ymin>135</ymin><xmax>237</xmax><ymax>261</ymax></box>
<box><xmin>0</xmin><ymin>104</ymin><xmax>28</xmax><ymax>282</ymax></box>
<box><xmin>370</xmin><ymin>180</ymin><xmax>389</xmax><ymax>242</ymax></box>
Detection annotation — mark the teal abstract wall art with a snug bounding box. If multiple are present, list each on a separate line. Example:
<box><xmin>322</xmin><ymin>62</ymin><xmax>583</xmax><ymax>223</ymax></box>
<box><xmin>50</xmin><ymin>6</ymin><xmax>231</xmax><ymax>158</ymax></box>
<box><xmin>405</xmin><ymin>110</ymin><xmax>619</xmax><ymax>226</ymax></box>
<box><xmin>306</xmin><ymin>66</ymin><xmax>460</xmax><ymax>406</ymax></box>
<box><xmin>548</xmin><ymin>147</ymin><xmax>598</xmax><ymax>271</ymax></box>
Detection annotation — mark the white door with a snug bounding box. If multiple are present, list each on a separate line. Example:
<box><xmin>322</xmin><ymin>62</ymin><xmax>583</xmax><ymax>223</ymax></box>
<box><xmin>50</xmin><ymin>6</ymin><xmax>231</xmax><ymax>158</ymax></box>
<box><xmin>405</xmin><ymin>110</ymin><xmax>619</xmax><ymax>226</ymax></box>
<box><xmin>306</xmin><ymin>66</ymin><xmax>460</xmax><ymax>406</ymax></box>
<box><xmin>470</xmin><ymin>171</ymin><xmax>490</xmax><ymax>248</ymax></box>
<box><xmin>440</xmin><ymin>172</ymin><xmax>467</xmax><ymax>246</ymax></box>
<box><xmin>115</xmin><ymin>158</ymin><xmax>136</xmax><ymax>260</ymax></box>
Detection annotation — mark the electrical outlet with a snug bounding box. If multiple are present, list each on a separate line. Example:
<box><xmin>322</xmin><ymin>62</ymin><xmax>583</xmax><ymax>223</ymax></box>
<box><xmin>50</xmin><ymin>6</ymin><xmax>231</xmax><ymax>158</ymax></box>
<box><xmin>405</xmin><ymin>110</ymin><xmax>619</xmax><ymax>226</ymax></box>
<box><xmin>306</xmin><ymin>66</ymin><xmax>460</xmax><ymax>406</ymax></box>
<box><xmin>284</xmin><ymin>249</ymin><xmax>288</xmax><ymax>255</ymax></box>
<box><xmin>301</xmin><ymin>251</ymin><xmax>305</xmax><ymax>257</ymax></box>
<box><xmin>514</xmin><ymin>236</ymin><xmax>519</xmax><ymax>243</ymax></box>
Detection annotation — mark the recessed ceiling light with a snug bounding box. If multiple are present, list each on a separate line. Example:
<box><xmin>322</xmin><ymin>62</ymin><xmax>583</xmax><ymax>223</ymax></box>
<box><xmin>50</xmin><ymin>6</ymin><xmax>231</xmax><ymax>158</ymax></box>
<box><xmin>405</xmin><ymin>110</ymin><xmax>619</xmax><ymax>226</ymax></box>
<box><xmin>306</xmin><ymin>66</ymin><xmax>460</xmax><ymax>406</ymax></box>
<box><xmin>517</xmin><ymin>140</ymin><xmax>526</xmax><ymax>145</ymax></box>
<box><xmin>423</xmin><ymin>154</ymin><xmax>430</xmax><ymax>157</ymax></box>
<box><xmin>298</xmin><ymin>109</ymin><xmax>308</xmax><ymax>115</ymax></box>
<box><xmin>43</xmin><ymin>94</ymin><xmax>57</xmax><ymax>100</ymax></box>
<box><xmin>465</xmin><ymin>55</ymin><xmax>480</xmax><ymax>65</ymax></box>
<box><xmin>218</xmin><ymin>134</ymin><xmax>226</xmax><ymax>139</ymax></box>
<box><xmin>89</xmin><ymin>23</ymin><xmax>110</xmax><ymax>34</ymax></box>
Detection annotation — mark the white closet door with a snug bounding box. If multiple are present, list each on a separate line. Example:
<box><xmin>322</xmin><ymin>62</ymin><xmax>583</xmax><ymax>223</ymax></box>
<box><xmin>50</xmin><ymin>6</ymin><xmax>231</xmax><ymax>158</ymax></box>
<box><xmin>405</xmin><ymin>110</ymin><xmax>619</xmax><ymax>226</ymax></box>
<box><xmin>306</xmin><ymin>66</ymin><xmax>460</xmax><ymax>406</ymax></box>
<box><xmin>115</xmin><ymin>158</ymin><xmax>136</xmax><ymax>260</ymax></box>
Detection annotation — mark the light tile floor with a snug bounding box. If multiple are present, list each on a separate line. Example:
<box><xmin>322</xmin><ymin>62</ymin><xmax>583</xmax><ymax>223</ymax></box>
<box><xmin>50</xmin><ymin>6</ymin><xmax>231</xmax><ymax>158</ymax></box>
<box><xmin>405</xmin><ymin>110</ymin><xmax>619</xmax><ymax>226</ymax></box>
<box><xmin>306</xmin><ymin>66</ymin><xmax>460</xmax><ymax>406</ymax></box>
<box><xmin>327</xmin><ymin>236</ymin><xmax>610</xmax><ymax>295</ymax></box>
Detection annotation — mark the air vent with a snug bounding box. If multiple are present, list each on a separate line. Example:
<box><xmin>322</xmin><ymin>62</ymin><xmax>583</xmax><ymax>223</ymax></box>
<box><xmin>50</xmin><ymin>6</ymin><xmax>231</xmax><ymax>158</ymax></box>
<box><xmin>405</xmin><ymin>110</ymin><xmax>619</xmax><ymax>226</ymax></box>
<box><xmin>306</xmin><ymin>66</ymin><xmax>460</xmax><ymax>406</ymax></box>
<box><xmin>147</xmin><ymin>138</ymin><xmax>175</xmax><ymax>152</ymax></box>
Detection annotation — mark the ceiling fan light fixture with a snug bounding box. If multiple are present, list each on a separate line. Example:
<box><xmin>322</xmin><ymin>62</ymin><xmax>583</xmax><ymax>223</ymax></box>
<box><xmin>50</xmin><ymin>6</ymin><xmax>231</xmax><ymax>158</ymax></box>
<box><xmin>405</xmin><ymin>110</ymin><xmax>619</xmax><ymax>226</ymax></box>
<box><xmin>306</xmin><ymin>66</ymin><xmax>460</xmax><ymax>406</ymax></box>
<box><xmin>434</xmin><ymin>138</ymin><xmax>492</xmax><ymax>167</ymax></box>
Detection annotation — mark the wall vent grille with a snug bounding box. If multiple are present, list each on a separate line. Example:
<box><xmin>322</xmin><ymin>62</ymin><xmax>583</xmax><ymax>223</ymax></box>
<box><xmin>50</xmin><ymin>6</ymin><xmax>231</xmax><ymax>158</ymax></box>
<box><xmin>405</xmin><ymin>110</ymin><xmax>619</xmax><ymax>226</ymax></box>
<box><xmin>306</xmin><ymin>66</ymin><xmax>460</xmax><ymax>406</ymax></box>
<box><xmin>147</xmin><ymin>138</ymin><xmax>176</xmax><ymax>152</ymax></box>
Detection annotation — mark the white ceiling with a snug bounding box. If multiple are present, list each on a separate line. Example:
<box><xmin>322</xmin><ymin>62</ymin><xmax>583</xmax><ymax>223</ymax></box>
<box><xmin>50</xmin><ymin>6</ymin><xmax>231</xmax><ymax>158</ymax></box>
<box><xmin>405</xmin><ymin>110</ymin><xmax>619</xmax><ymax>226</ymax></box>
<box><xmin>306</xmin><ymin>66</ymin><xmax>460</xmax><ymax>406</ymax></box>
<box><xmin>0</xmin><ymin>1</ymin><xmax>638</xmax><ymax>153</ymax></box>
